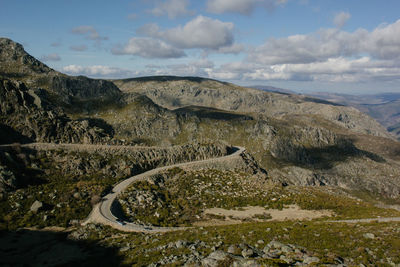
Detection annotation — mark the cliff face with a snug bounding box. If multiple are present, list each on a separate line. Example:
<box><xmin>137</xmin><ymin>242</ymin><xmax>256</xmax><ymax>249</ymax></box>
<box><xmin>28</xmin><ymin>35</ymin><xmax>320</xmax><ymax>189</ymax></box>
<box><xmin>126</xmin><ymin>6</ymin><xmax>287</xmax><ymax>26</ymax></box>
<box><xmin>0</xmin><ymin>78</ymin><xmax>113</xmax><ymax>144</ymax></box>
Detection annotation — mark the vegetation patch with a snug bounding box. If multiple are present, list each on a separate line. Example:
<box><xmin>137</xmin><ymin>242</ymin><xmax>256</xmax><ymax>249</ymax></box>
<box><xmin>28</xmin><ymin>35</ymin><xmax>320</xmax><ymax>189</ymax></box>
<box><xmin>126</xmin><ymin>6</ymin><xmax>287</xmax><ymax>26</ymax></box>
<box><xmin>118</xmin><ymin>168</ymin><xmax>400</xmax><ymax>227</ymax></box>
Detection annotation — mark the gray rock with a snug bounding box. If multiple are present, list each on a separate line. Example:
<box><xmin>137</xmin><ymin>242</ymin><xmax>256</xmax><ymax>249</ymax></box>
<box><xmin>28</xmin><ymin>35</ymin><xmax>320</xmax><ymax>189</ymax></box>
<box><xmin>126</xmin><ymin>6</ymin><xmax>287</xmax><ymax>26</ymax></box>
<box><xmin>201</xmin><ymin>258</ymin><xmax>218</xmax><ymax>267</ymax></box>
<box><xmin>303</xmin><ymin>255</ymin><xmax>320</xmax><ymax>264</ymax></box>
<box><xmin>268</xmin><ymin>240</ymin><xmax>285</xmax><ymax>249</ymax></box>
<box><xmin>280</xmin><ymin>255</ymin><xmax>294</xmax><ymax>264</ymax></box>
<box><xmin>175</xmin><ymin>240</ymin><xmax>187</xmax><ymax>249</ymax></box>
<box><xmin>241</xmin><ymin>248</ymin><xmax>254</xmax><ymax>258</ymax></box>
<box><xmin>363</xmin><ymin>233</ymin><xmax>375</xmax><ymax>239</ymax></box>
<box><xmin>201</xmin><ymin>250</ymin><xmax>230</xmax><ymax>267</ymax></box>
<box><xmin>232</xmin><ymin>259</ymin><xmax>261</xmax><ymax>267</ymax></box>
<box><xmin>281</xmin><ymin>245</ymin><xmax>294</xmax><ymax>253</ymax></box>
<box><xmin>208</xmin><ymin>251</ymin><xmax>229</xmax><ymax>261</ymax></box>
<box><xmin>228</xmin><ymin>244</ymin><xmax>240</xmax><ymax>254</ymax></box>
<box><xmin>30</xmin><ymin>200</ymin><xmax>43</xmax><ymax>213</ymax></box>
<box><xmin>120</xmin><ymin>246</ymin><xmax>130</xmax><ymax>252</ymax></box>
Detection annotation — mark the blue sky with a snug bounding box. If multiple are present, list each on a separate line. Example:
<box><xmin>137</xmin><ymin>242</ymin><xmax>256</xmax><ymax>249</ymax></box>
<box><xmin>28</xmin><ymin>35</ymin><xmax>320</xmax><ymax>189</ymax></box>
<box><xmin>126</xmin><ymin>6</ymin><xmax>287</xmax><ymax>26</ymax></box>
<box><xmin>1</xmin><ymin>0</ymin><xmax>400</xmax><ymax>94</ymax></box>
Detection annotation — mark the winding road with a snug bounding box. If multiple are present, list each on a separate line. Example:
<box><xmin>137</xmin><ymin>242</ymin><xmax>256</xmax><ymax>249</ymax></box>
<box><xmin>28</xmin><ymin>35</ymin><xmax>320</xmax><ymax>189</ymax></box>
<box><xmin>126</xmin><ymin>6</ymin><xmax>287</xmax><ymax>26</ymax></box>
<box><xmin>82</xmin><ymin>146</ymin><xmax>246</xmax><ymax>233</ymax></box>
<box><xmin>2</xmin><ymin>143</ymin><xmax>400</xmax><ymax>232</ymax></box>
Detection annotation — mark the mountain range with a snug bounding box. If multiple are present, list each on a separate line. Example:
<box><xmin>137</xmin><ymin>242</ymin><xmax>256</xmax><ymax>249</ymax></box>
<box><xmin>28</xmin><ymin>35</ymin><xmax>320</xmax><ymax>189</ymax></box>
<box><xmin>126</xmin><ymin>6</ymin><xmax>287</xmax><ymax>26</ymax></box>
<box><xmin>2</xmin><ymin>37</ymin><xmax>400</xmax><ymax>266</ymax></box>
<box><xmin>1</xmin><ymin>37</ymin><xmax>400</xmax><ymax>199</ymax></box>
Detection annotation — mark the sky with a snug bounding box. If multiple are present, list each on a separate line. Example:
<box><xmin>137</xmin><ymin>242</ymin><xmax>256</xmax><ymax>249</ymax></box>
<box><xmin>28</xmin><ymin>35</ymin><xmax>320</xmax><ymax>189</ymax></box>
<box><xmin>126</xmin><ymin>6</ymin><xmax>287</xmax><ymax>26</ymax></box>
<box><xmin>1</xmin><ymin>0</ymin><xmax>400</xmax><ymax>94</ymax></box>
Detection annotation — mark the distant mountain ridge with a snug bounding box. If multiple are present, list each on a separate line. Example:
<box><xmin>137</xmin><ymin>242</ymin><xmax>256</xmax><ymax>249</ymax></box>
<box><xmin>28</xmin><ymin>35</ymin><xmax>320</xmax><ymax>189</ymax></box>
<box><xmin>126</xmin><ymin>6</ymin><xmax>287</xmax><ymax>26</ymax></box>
<box><xmin>114</xmin><ymin>76</ymin><xmax>391</xmax><ymax>139</ymax></box>
<box><xmin>308</xmin><ymin>91</ymin><xmax>400</xmax><ymax>140</ymax></box>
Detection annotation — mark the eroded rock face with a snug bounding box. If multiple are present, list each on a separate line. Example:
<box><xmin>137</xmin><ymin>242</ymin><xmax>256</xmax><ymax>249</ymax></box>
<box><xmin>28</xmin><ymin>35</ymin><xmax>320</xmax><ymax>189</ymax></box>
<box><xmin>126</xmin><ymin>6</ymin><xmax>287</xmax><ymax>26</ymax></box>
<box><xmin>0</xmin><ymin>78</ymin><xmax>113</xmax><ymax>144</ymax></box>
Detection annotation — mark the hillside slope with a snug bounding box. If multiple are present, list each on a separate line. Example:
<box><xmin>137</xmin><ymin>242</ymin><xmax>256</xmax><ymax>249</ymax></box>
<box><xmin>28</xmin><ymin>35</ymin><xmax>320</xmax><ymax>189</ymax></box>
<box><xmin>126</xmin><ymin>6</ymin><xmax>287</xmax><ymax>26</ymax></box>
<box><xmin>114</xmin><ymin>76</ymin><xmax>391</xmax><ymax>139</ymax></box>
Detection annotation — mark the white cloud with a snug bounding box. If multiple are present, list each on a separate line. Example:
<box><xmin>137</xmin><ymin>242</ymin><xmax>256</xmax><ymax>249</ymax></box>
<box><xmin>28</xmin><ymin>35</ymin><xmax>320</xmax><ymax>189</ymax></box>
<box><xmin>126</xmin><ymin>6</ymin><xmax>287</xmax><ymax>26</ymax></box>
<box><xmin>69</xmin><ymin>44</ymin><xmax>87</xmax><ymax>51</ymax></box>
<box><xmin>139</xmin><ymin>15</ymin><xmax>235</xmax><ymax>50</ymax></box>
<box><xmin>211</xmin><ymin>56</ymin><xmax>400</xmax><ymax>83</ymax></box>
<box><xmin>131</xmin><ymin>59</ymin><xmax>216</xmax><ymax>78</ymax></box>
<box><xmin>71</xmin><ymin>25</ymin><xmax>108</xmax><ymax>41</ymax></box>
<box><xmin>248</xmin><ymin>20</ymin><xmax>400</xmax><ymax>65</ymax></box>
<box><xmin>206</xmin><ymin>0</ymin><xmax>287</xmax><ymax>15</ymax></box>
<box><xmin>149</xmin><ymin>0</ymin><xmax>194</xmax><ymax>19</ymax></box>
<box><xmin>40</xmin><ymin>53</ymin><xmax>61</xmax><ymax>62</ymax></box>
<box><xmin>62</xmin><ymin>65</ymin><xmax>134</xmax><ymax>78</ymax></box>
<box><xmin>333</xmin><ymin>11</ymin><xmax>351</xmax><ymax>28</ymax></box>
<box><xmin>111</xmin><ymin>37</ymin><xmax>186</xmax><ymax>59</ymax></box>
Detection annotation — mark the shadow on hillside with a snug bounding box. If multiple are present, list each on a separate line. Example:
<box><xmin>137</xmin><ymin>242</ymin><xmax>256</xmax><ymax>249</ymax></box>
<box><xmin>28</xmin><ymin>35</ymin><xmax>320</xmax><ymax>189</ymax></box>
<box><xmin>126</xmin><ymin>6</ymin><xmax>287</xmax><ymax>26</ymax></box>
<box><xmin>76</xmin><ymin>117</ymin><xmax>115</xmax><ymax>136</ymax></box>
<box><xmin>302</xmin><ymin>96</ymin><xmax>345</xmax><ymax>107</ymax></box>
<box><xmin>0</xmin><ymin>229</ymin><xmax>126</xmax><ymax>266</ymax></box>
<box><xmin>0</xmin><ymin>146</ymin><xmax>47</xmax><ymax>188</ymax></box>
<box><xmin>306</xmin><ymin>143</ymin><xmax>385</xmax><ymax>170</ymax></box>
<box><xmin>0</xmin><ymin>123</ymin><xmax>32</xmax><ymax>144</ymax></box>
<box><xmin>277</xmin><ymin>138</ymin><xmax>386</xmax><ymax>170</ymax></box>
<box><xmin>120</xmin><ymin>75</ymin><xmax>230</xmax><ymax>85</ymax></box>
<box><xmin>175</xmin><ymin>106</ymin><xmax>253</xmax><ymax>121</ymax></box>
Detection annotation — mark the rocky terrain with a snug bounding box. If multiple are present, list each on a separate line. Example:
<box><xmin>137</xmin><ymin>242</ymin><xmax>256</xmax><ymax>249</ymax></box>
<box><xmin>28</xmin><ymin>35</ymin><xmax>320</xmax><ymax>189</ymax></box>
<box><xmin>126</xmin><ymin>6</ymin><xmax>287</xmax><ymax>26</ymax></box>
<box><xmin>0</xmin><ymin>78</ymin><xmax>114</xmax><ymax>144</ymax></box>
<box><xmin>1</xmin><ymin>37</ymin><xmax>400</xmax><ymax>266</ymax></box>
<box><xmin>114</xmin><ymin>76</ymin><xmax>390</xmax><ymax>138</ymax></box>
<box><xmin>0</xmin><ymin>142</ymin><xmax>230</xmax><ymax>229</ymax></box>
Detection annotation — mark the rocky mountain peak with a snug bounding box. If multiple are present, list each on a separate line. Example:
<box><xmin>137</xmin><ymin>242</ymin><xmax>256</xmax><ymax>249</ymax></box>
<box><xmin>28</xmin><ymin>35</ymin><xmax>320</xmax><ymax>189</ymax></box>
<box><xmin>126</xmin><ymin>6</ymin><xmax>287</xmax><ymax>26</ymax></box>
<box><xmin>0</xmin><ymin>38</ymin><xmax>121</xmax><ymax>107</ymax></box>
<box><xmin>0</xmin><ymin>37</ymin><xmax>54</xmax><ymax>77</ymax></box>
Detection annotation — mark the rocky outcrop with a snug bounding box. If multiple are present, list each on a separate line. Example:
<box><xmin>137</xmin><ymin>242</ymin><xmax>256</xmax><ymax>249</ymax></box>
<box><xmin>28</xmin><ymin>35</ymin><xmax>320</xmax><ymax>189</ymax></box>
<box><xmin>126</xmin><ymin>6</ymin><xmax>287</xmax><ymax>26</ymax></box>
<box><xmin>0</xmin><ymin>78</ymin><xmax>113</xmax><ymax>144</ymax></box>
<box><xmin>0</xmin><ymin>38</ymin><xmax>53</xmax><ymax>78</ymax></box>
<box><xmin>0</xmin><ymin>38</ymin><xmax>121</xmax><ymax>107</ymax></box>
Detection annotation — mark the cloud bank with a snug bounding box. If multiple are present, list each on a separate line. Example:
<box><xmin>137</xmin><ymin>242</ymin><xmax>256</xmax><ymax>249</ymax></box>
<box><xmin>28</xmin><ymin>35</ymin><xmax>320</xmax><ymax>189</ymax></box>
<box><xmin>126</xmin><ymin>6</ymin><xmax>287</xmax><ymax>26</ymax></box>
<box><xmin>137</xmin><ymin>15</ymin><xmax>237</xmax><ymax>51</ymax></box>
<box><xmin>62</xmin><ymin>65</ymin><xmax>134</xmax><ymax>78</ymax></box>
<box><xmin>112</xmin><ymin>37</ymin><xmax>186</xmax><ymax>58</ymax></box>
